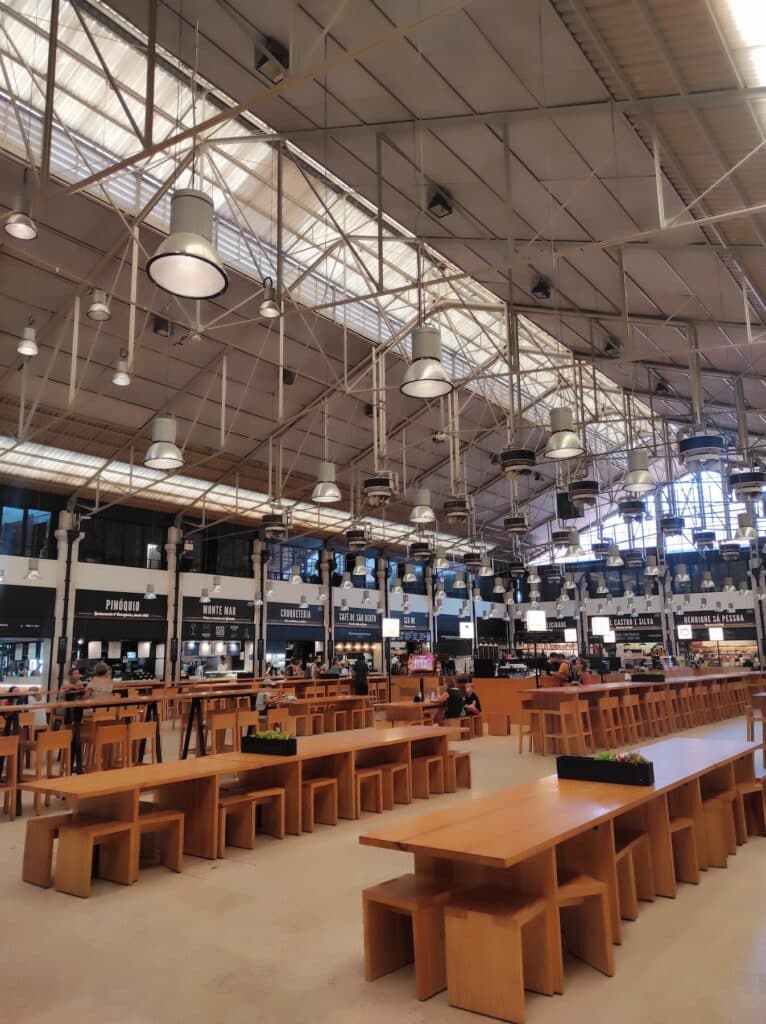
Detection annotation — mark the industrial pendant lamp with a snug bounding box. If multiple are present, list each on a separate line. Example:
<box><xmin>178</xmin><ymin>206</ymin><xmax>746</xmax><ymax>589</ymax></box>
<box><xmin>402</xmin><ymin>596</ymin><xmax>410</xmax><ymax>613</ymax></box>
<box><xmin>734</xmin><ymin>512</ymin><xmax>757</xmax><ymax>541</ymax></box>
<box><xmin>144</xmin><ymin>416</ymin><xmax>183</xmax><ymax>471</ymax></box>
<box><xmin>112</xmin><ymin>350</ymin><xmax>131</xmax><ymax>387</ymax></box>
<box><xmin>453</xmin><ymin>571</ymin><xmax>467</xmax><ymax>590</ymax></box>
<box><xmin>312</xmin><ymin>407</ymin><xmax>341</xmax><ymax>503</ymax></box>
<box><xmin>17</xmin><ymin>325</ymin><xmax>38</xmax><ymax>357</ymax></box>
<box><xmin>391</xmin><ymin>576</ymin><xmax>403</xmax><ymax>594</ymax></box>
<box><xmin>352</xmin><ymin>555</ymin><xmax>366</xmax><ymax>576</ymax></box>
<box><xmin>606</xmin><ymin>543</ymin><xmax>624</xmax><ymax>567</ymax></box>
<box><xmin>400</xmin><ymin>325</ymin><xmax>453</xmax><ymax>399</ymax></box>
<box><xmin>144</xmin><ymin>583</ymin><xmax>156</xmax><ymax>600</ymax></box>
<box><xmin>403</xmin><ymin>563</ymin><xmax>416</xmax><ymax>583</ymax></box>
<box><xmin>259</xmin><ymin>277</ymin><xmax>280</xmax><ymax>318</ymax></box>
<box><xmin>492</xmin><ymin>576</ymin><xmax>505</xmax><ymax>595</ymax></box>
<box><xmin>289</xmin><ymin>564</ymin><xmax>302</xmax><ymax>585</ymax></box>
<box><xmin>200</xmin><ymin>587</ymin><xmax>211</xmax><ymax>604</ymax></box>
<box><xmin>433</xmin><ymin>546</ymin><xmax>449</xmax><ymax>570</ymax></box>
<box><xmin>212</xmin><ymin>576</ymin><xmax>222</xmax><ymax>593</ymax></box>
<box><xmin>478</xmin><ymin>554</ymin><xmax>493</xmax><ymax>577</ymax></box>
<box><xmin>701</xmin><ymin>570</ymin><xmax>715</xmax><ymax>590</ymax></box>
<box><xmin>5</xmin><ymin>205</ymin><xmax>37</xmax><ymax>240</ymax></box>
<box><xmin>564</xmin><ymin>530</ymin><xmax>585</xmax><ymax>559</ymax></box>
<box><xmin>410</xmin><ymin>488</ymin><xmax>435</xmax><ymax>524</ymax></box>
<box><xmin>299</xmin><ymin>593</ymin><xmax>309</xmax><ymax>609</ymax></box>
<box><xmin>675</xmin><ymin>564</ymin><xmax>690</xmax><ymax>585</ymax></box>
<box><xmin>723</xmin><ymin>577</ymin><xmax>736</xmax><ymax>593</ymax></box>
<box><xmin>544</xmin><ymin>408</ymin><xmax>584</xmax><ymax>460</ymax></box>
<box><xmin>24</xmin><ymin>557</ymin><xmax>41</xmax><ymax>580</ymax></box>
<box><xmin>624</xmin><ymin>450</ymin><xmax>654</xmax><ymax>494</ymax></box>
<box><xmin>147</xmin><ymin>189</ymin><xmax>228</xmax><ymax>299</ymax></box>
<box><xmin>341</xmin><ymin>571</ymin><xmax>353</xmax><ymax>589</ymax></box>
<box><xmin>87</xmin><ymin>290</ymin><xmax>111</xmax><ymax>322</ymax></box>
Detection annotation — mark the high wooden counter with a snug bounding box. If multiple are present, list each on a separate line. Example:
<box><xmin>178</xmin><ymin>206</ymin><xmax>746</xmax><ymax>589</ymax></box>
<box><xmin>469</xmin><ymin>676</ymin><xmax>537</xmax><ymax>723</ymax></box>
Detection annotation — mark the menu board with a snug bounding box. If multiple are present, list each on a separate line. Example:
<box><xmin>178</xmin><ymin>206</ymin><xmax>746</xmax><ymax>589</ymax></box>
<box><xmin>182</xmin><ymin>597</ymin><xmax>254</xmax><ymax>642</ymax></box>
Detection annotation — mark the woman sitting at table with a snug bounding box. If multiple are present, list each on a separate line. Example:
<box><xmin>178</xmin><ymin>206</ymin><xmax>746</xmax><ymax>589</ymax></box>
<box><xmin>435</xmin><ymin>683</ymin><xmax>465</xmax><ymax>724</ymax></box>
<box><xmin>255</xmin><ymin>688</ymin><xmax>273</xmax><ymax>718</ymax></box>
<box><xmin>90</xmin><ymin>662</ymin><xmax>114</xmax><ymax>700</ymax></box>
<box><xmin>570</xmin><ymin>658</ymin><xmax>587</xmax><ymax>685</ymax></box>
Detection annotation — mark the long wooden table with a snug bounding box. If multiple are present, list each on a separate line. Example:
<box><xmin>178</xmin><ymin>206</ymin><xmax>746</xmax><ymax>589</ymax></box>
<box><xmin>22</xmin><ymin>726</ymin><xmax>450</xmax><ymax>889</ymax></box>
<box><xmin>360</xmin><ymin>735</ymin><xmax>760</xmax><ymax>1013</ymax></box>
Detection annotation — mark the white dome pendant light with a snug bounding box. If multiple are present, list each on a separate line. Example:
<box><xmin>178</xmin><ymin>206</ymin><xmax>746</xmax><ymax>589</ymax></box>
<box><xmin>144</xmin><ymin>416</ymin><xmax>183</xmax><ymax>471</ymax></box>
<box><xmin>544</xmin><ymin>407</ymin><xmax>585</xmax><ymax>460</ymax></box>
<box><xmin>147</xmin><ymin>189</ymin><xmax>228</xmax><ymax>299</ymax></box>
<box><xmin>312</xmin><ymin>407</ymin><xmax>341</xmax><ymax>504</ymax></box>
<box><xmin>400</xmin><ymin>324</ymin><xmax>453</xmax><ymax>399</ymax></box>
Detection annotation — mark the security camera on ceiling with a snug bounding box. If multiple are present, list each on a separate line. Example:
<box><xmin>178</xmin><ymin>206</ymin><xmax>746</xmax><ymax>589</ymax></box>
<box><xmin>531</xmin><ymin>276</ymin><xmax>551</xmax><ymax>300</ymax></box>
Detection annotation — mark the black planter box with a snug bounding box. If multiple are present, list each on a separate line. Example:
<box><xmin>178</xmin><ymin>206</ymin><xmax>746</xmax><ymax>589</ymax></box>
<box><xmin>241</xmin><ymin>735</ymin><xmax>297</xmax><ymax>757</ymax></box>
<box><xmin>556</xmin><ymin>755</ymin><xmax>655</xmax><ymax>786</ymax></box>
<box><xmin>630</xmin><ymin>672</ymin><xmax>665</xmax><ymax>682</ymax></box>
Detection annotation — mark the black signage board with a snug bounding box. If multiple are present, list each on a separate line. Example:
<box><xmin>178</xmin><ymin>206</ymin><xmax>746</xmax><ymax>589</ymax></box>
<box><xmin>514</xmin><ymin>616</ymin><xmax>575</xmax><ymax>645</ymax></box>
<box><xmin>477</xmin><ymin>616</ymin><xmax>507</xmax><ymax>640</ymax></box>
<box><xmin>390</xmin><ymin>609</ymin><xmax>431</xmax><ymax>642</ymax></box>
<box><xmin>182</xmin><ymin>597</ymin><xmax>253</xmax><ymax>642</ymax></box>
<box><xmin>267</xmin><ymin>601</ymin><xmax>325</xmax><ymax>642</ymax></box>
<box><xmin>674</xmin><ymin>609</ymin><xmax>757</xmax><ymax>642</ymax></box>
<box><xmin>333</xmin><ymin>605</ymin><xmax>381</xmax><ymax>641</ymax></box>
<box><xmin>0</xmin><ymin>584</ymin><xmax>55</xmax><ymax>638</ymax></box>
<box><xmin>74</xmin><ymin>589</ymin><xmax>167</xmax><ymax>641</ymax></box>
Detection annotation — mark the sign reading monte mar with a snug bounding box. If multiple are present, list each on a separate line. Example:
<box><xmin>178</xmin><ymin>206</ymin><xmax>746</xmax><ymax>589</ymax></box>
<box><xmin>182</xmin><ymin>597</ymin><xmax>254</xmax><ymax>642</ymax></box>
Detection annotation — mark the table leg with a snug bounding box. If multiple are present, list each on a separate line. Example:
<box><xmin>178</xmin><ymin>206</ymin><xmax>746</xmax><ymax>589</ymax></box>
<box><xmin>1</xmin><ymin>708</ymin><xmax>23</xmax><ymax>816</ymax></box>
<box><xmin>70</xmin><ymin>709</ymin><xmax>84</xmax><ymax>775</ymax></box>
<box><xmin>181</xmin><ymin>698</ymin><xmax>201</xmax><ymax>759</ymax></box>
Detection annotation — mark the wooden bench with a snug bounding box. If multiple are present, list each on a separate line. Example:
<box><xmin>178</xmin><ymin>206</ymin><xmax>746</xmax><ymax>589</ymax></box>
<box><xmin>446</xmin><ymin>750</ymin><xmax>471</xmax><ymax>793</ymax></box>
<box><xmin>218</xmin><ymin>791</ymin><xmax>256</xmax><ymax>858</ymax></box>
<box><xmin>363</xmin><ymin>873</ymin><xmax>454</xmax><ymax>1000</ymax></box>
<box><xmin>355</xmin><ymin>766</ymin><xmax>384</xmax><ymax>816</ymax></box>
<box><xmin>412</xmin><ymin>755</ymin><xmax>445</xmax><ymax>798</ymax></box>
<box><xmin>614</xmin><ymin>830</ymin><xmax>655</xmax><ymax>920</ymax></box>
<box><xmin>557</xmin><ymin>869</ymin><xmax>615</xmax><ymax>977</ymax></box>
<box><xmin>137</xmin><ymin>805</ymin><xmax>184</xmax><ymax>873</ymax></box>
<box><xmin>379</xmin><ymin>762</ymin><xmax>411</xmax><ymax>809</ymax></box>
<box><xmin>55</xmin><ymin>816</ymin><xmax>137</xmax><ymax>897</ymax></box>
<box><xmin>302</xmin><ymin>777</ymin><xmax>338</xmax><ymax>832</ymax></box>
<box><xmin>23</xmin><ymin>811</ymin><xmax>74</xmax><ymax>888</ymax></box>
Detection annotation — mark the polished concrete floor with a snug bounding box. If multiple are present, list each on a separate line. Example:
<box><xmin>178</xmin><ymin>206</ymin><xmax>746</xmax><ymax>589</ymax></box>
<box><xmin>1</xmin><ymin>717</ymin><xmax>764</xmax><ymax>1023</ymax></box>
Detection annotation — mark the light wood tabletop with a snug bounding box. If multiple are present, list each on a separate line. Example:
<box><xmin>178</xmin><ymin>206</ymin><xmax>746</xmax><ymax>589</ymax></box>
<box><xmin>360</xmin><ymin>736</ymin><xmax>757</xmax><ymax>869</ymax></box>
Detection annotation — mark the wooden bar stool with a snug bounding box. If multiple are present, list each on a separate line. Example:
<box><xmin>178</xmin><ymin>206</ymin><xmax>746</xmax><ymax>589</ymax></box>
<box><xmin>208</xmin><ymin>711</ymin><xmax>239</xmax><ymax>754</ymax></box>
<box><xmin>542</xmin><ymin>700</ymin><xmax>585</xmax><ymax>755</ymax></box>
<box><xmin>127</xmin><ymin>721</ymin><xmax>157</xmax><ymax>766</ymax></box>
<box><xmin>136</xmin><ymin>805</ymin><xmax>184</xmax><ymax>874</ymax></box>
<box><xmin>488</xmin><ymin>713</ymin><xmax>513</xmax><ymax>736</ymax></box>
<box><xmin>251</xmin><ymin>787</ymin><xmax>286</xmax><ymax>839</ymax></box>
<box><xmin>677</xmin><ymin>687</ymin><xmax>697</xmax><ymax>730</ymax></box>
<box><xmin>90</xmin><ymin>723</ymin><xmax>128</xmax><ymax>771</ymax></box>
<box><xmin>236</xmin><ymin>709</ymin><xmax>262</xmax><ymax>741</ymax></box>
<box><xmin>301</xmin><ymin>776</ymin><xmax>338</xmax><ymax>832</ymax></box>
<box><xmin>619</xmin><ymin>695</ymin><xmax>642</xmax><ymax>745</ymax></box>
<box><xmin>355</xmin><ymin>766</ymin><xmax>384</xmax><ymax>816</ymax></box>
<box><xmin>669</xmin><ymin>816</ymin><xmax>701</xmax><ymax>884</ymax></box>
<box><xmin>412</xmin><ymin>755</ymin><xmax>445</xmax><ymax>798</ymax></box>
<box><xmin>735</xmin><ymin>778</ymin><xmax>766</xmax><ymax>836</ymax></box>
<box><xmin>23</xmin><ymin>811</ymin><xmax>73</xmax><ymax>888</ymax></box>
<box><xmin>596</xmin><ymin>696</ymin><xmax>623</xmax><ymax>748</ymax></box>
<box><xmin>666</xmin><ymin>689</ymin><xmax>684</xmax><ymax>732</ymax></box>
<box><xmin>708</xmin><ymin>684</ymin><xmax>725</xmax><ymax>722</ymax></box>
<box><xmin>22</xmin><ymin>729</ymin><xmax>71</xmax><ymax>815</ymax></box>
<box><xmin>218</xmin><ymin>792</ymin><xmax>256</xmax><ymax>857</ymax></box>
<box><xmin>380</xmin><ymin>762</ymin><xmax>411</xmax><ymax>808</ymax></box>
<box><xmin>445</xmin><ymin>887</ymin><xmax>555</xmax><ymax>1020</ymax></box>
<box><xmin>363</xmin><ymin>873</ymin><xmax>454</xmax><ymax>1000</ymax></box>
<box><xmin>446</xmin><ymin>750</ymin><xmax>472</xmax><ymax>792</ymax></box>
<box><xmin>517</xmin><ymin>700</ymin><xmax>541</xmax><ymax>754</ymax></box>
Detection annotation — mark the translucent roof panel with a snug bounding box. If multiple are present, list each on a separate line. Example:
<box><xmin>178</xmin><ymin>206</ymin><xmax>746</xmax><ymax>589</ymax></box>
<box><xmin>0</xmin><ymin>0</ymin><xmax>665</xmax><ymax>479</ymax></box>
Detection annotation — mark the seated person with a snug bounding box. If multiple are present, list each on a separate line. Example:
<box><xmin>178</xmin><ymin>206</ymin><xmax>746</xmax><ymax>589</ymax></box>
<box><xmin>551</xmin><ymin>655</ymin><xmax>571</xmax><ymax>683</ymax></box>
<box><xmin>90</xmin><ymin>661</ymin><xmax>113</xmax><ymax>700</ymax></box>
<box><xmin>570</xmin><ymin>657</ymin><xmax>587</xmax><ymax>684</ymax></box>
<box><xmin>327</xmin><ymin>658</ymin><xmax>342</xmax><ymax>678</ymax></box>
<box><xmin>463</xmin><ymin>681</ymin><xmax>481</xmax><ymax>715</ymax></box>
<box><xmin>436</xmin><ymin>684</ymin><xmax>465</xmax><ymax>723</ymax></box>
<box><xmin>255</xmin><ymin>687</ymin><xmax>273</xmax><ymax>717</ymax></box>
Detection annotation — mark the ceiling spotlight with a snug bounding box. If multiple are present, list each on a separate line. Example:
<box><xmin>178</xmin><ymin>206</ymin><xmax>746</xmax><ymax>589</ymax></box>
<box><xmin>5</xmin><ymin>200</ymin><xmax>38</xmax><ymax>240</ymax></box>
<box><xmin>200</xmin><ymin>587</ymin><xmax>211</xmax><ymax>604</ymax></box>
<box><xmin>24</xmin><ymin>557</ymin><xmax>41</xmax><ymax>580</ymax></box>
<box><xmin>660</xmin><ymin>515</ymin><xmax>685</xmax><ymax>536</ymax></box>
<box><xmin>503</xmin><ymin>513</ymin><xmax>527</xmax><ymax>536</ymax></box>
<box><xmin>729</xmin><ymin>468</ymin><xmax>766</xmax><ymax>500</ymax></box>
<box><xmin>351</xmin><ymin>555</ymin><xmax>366</xmax><ymax>577</ymax></box>
<box><xmin>478</xmin><ymin>554</ymin><xmax>493</xmax><ymax>577</ymax></box>
<box><xmin>527</xmin><ymin>569</ymin><xmax>541</xmax><ymax>585</ymax></box>
<box><xmin>391</xmin><ymin>576</ymin><xmax>403</xmax><ymax>594</ymax></box>
<box><xmin>400</xmin><ymin>324</ymin><xmax>453</xmax><ymax>399</ymax></box>
<box><xmin>87</xmin><ymin>289</ymin><xmax>111</xmax><ymax>322</ymax></box>
<box><xmin>361</xmin><ymin>590</ymin><xmax>371</xmax><ymax>606</ymax></box>
<box><xmin>427</xmin><ymin>186</ymin><xmax>453</xmax><ymax>219</ymax></box>
<box><xmin>288</xmin><ymin>564</ymin><xmax>302</xmax><ymax>585</ymax></box>
<box><xmin>212</xmin><ymin>576</ymin><xmax>222</xmax><ymax>593</ymax></box>
<box><xmin>259</xmin><ymin>276</ymin><xmax>280</xmax><ymax>318</ymax></box>
<box><xmin>624</xmin><ymin>450</ymin><xmax>654</xmax><ymax>494</ymax></box>
<box><xmin>453</xmin><ymin>572</ymin><xmax>467</xmax><ymax>590</ymax></box>
<box><xmin>734</xmin><ymin>512</ymin><xmax>757</xmax><ymax>542</ymax></box>
<box><xmin>112</xmin><ymin>350</ymin><xmax>131</xmax><ymax>387</ymax></box>
<box><xmin>693</xmin><ymin>529</ymin><xmax>716</xmax><ymax>551</ymax></box>
<box><xmin>701</xmin><ymin>570</ymin><xmax>715</xmax><ymax>590</ymax></box>
<box><xmin>339</xmin><ymin>571</ymin><xmax>353</xmax><ymax>589</ymax></box>
<box><xmin>568</xmin><ymin>479</ymin><xmax>599</xmax><ymax>508</ymax></box>
<box><xmin>403</xmin><ymin>563</ymin><xmax>416</xmax><ymax>583</ymax></box>
<box><xmin>723</xmin><ymin>577</ymin><xmax>736</xmax><ymax>593</ymax></box>
<box><xmin>531</xmin><ymin>276</ymin><xmax>551</xmax><ymax>300</ymax></box>
<box><xmin>144</xmin><ymin>583</ymin><xmax>156</xmax><ymax>600</ymax></box>
<box><xmin>312</xmin><ymin>461</ymin><xmax>341</xmax><ymax>504</ymax></box>
<box><xmin>492</xmin><ymin>576</ymin><xmax>505</xmax><ymax>595</ymax></box>
<box><xmin>318</xmin><ymin>589</ymin><xmax>327</xmax><ymax>603</ymax></box>
<box><xmin>545</xmin><ymin>407</ymin><xmax>584</xmax><ymax>460</ymax></box>
<box><xmin>147</xmin><ymin>188</ymin><xmax>228</xmax><ymax>299</ymax></box>
<box><xmin>144</xmin><ymin>416</ymin><xmax>183</xmax><ymax>471</ymax></box>
<box><xmin>410</xmin><ymin>487</ymin><xmax>435</xmax><ymax>524</ymax></box>
<box><xmin>17</xmin><ymin>325</ymin><xmax>38</xmax><ymax>358</ymax></box>
<box><xmin>564</xmin><ymin>530</ymin><xmax>585</xmax><ymax>559</ymax></box>
<box><xmin>340</xmin><ymin>597</ymin><xmax>348</xmax><ymax>611</ymax></box>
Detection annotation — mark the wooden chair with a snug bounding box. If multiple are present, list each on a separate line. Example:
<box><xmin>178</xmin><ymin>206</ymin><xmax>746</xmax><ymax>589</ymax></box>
<box><xmin>324</xmin><ymin>708</ymin><xmax>348</xmax><ymax>733</ymax></box>
<box><xmin>541</xmin><ymin>700</ymin><xmax>585</xmax><ymax>755</ymax></box>
<box><xmin>251</xmin><ymin>787</ymin><xmax>286</xmax><ymax>839</ymax></box>
<box><xmin>55</xmin><ymin>816</ymin><xmax>137</xmax><ymax>897</ymax></box>
<box><xmin>445</xmin><ymin>887</ymin><xmax>555</xmax><ymax>1020</ymax></box>
<box><xmin>446</xmin><ymin>719</ymin><xmax>472</xmax><ymax>741</ymax></box>
<box><xmin>488</xmin><ymin>712</ymin><xmax>513</xmax><ymax>736</ymax></box>
<box><xmin>351</xmin><ymin>704</ymin><xmax>375</xmax><ymax>729</ymax></box>
<box><xmin>355</xmin><ymin>766</ymin><xmax>384</xmax><ymax>816</ymax></box>
<box><xmin>208</xmin><ymin>711</ymin><xmax>239</xmax><ymax>754</ymax></box>
<box><xmin>301</xmin><ymin>776</ymin><xmax>338</xmax><ymax>832</ymax></box>
<box><xmin>218</xmin><ymin>792</ymin><xmax>256</xmax><ymax>857</ymax></box>
<box><xmin>641</xmin><ymin>691</ymin><xmax>667</xmax><ymax>738</ymax></box>
<box><xmin>23</xmin><ymin>729</ymin><xmax>71</xmax><ymax>814</ymax></box>
<box><xmin>237</xmin><ymin>709</ymin><xmax>261</xmax><ymax>741</ymax></box>
<box><xmin>380</xmin><ymin>762</ymin><xmax>411</xmax><ymax>807</ymax></box>
<box><xmin>744</xmin><ymin>705</ymin><xmax>765</xmax><ymax>768</ymax></box>
<box><xmin>262</xmin><ymin>708</ymin><xmax>291</xmax><ymax>733</ymax></box>
<box><xmin>677</xmin><ymin>687</ymin><xmax>697</xmax><ymax>730</ymax></box>
<box><xmin>412</xmin><ymin>755</ymin><xmax>445</xmax><ymax>798</ymax></box>
<box><xmin>446</xmin><ymin>750</ymin><xmax>471</xmax><ymax>792</ymax></box>
<box><xmin>127</xmin><ymin>721</ymin><xmax>158</xmax><ymax>766</ymax></box>
<box><xmin>669</xmin><ymin>815</ymin><xmax>701</xmax><ymax>884</ymax></box>
<box><xmin>89</xmin><ymin>723</ymin><xmax>128</xmax><ymax>771</ymax></box>
<box><xmin>735</xmin><ymin>778</ymin><xmax>766</xmax><ymax>837</ymax></box>
<box><xmin>363</xmin><ymin>873</ymin><xmax>454</xmax><ymax>1000</ymax></box>
<box><xmin>666</xmin><ymin>689</ymin><xmax>684</xmax><ymax>732</ymax></box>
<box><xmin>517</xmin><ymin>700</ymin><xmax>541</xmax><ymax>753</ymax></box>
<box><xmin>0</xmin><ymin>734</ymin><xmax>19</xmax><ymax>820</ymax></box>
<box><xmin>467</xmin><ymin>713</ymin><xmax>483</xmax><ymax>737</ymax></box>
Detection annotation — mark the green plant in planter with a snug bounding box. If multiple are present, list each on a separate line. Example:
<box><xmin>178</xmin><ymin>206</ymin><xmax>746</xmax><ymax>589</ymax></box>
<box><xmin>254</xmin><ymin>729</ymin><xmax>295</xmax><ymax>740</ymax></box>
<box><xmin>594</xmin><ymin>750</ymin><xmax>649</xmax><ymax>764</ymax></box>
